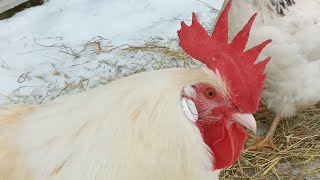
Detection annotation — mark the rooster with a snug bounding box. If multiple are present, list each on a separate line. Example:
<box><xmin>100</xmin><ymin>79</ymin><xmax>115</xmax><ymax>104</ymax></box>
<box><xmin>218</xmin><ymin>0</ymin><xmax>320</xmax><ymax>150</ymax></box>
<box><xmin>0</xmin><ymin>0</ymin><xmax>271</xmax><ymax>179</ymax></box>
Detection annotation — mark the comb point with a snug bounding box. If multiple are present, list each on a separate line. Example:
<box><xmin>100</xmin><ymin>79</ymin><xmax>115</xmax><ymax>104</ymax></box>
<box><xmin>192</xmin><ymin>12</ymin><xmax>197</xmax><ymax>22</ymax></box>
<box><xmin>211</xmin><ymin>0</ymin><xmax>233</xmax><ymax>43</ymax></box>
<box><xmin>181</xmin><ymin>21</ymin><xmax>188</xmax><ymax>28</ymax></box>
<box><xmin>255</xmin><ymin>57</ymin><xmax>271</xmax><ymax>72</ymax></box>
<box><xmin>245</xmin><ymin>39</ymin><xmax>272</xmax><ymax>64</ymax></box>
<box><xmin>230</xmin><ymin>13</ymin><xmax>258</xmax><ymax>52</ymax></box>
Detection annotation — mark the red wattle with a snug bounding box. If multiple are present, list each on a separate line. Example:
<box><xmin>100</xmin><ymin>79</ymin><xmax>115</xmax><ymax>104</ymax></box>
<box><xmin>196</xmin><ymin>121</ymin><xmax>247</xmax><ymax>170</ymax></box>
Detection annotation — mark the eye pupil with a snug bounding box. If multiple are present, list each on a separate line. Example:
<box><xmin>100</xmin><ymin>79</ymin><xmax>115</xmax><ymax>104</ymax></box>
<box><xmin>204</xmin><ymin>88</ymin><xmax>215</xmax><ymax>99</ymax></box>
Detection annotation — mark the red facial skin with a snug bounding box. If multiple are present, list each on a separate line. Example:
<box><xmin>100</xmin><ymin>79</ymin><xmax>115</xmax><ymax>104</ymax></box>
<box><xmin>183</xmin><ymin>83</ymin><xmax>247</xmax><ymax>170</ymax></box>
<box><xmin>177</xmin><ymin>0</ymin><xmax>269</xmax><ymax>170</ymax></box>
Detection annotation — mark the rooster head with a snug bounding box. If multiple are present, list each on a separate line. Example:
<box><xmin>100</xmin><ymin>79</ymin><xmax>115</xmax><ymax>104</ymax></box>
<box><xmin>178</xmin><ymin>0</ymin><xmax>271</xmax><ymax>170</ymax></box>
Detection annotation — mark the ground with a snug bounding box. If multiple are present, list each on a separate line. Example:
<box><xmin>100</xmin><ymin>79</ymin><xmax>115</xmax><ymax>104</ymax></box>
<box><xmin>222</xmin><ymin>103</ymin><xmax>320</xmax><ymax>179</ymax></box>
<box><xmin>0</xmin><ymin>0</ymin><xmax>319</xmax><ymax>179</ymax></box>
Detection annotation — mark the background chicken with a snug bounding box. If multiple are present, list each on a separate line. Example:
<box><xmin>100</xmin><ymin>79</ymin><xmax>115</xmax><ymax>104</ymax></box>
<box><xmin>218</xmin><ymin>0</ymin><xmax>320</xmax><ymax>150</ymax></box>
<box><xmin>0</xmin><ymin>1</ymin><xmax>271</xmax><ymax>179</ymax></box>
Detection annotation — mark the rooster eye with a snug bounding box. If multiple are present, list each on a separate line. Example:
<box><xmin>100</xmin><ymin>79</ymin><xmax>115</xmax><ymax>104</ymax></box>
<box><xmin>204</xmin><ymin>88</ymin><xmax>215</xmax><ymax>99</ymax></box>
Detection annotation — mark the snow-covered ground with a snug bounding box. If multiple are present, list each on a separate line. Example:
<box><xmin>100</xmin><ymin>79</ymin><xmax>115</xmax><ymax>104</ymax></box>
<box><xmin>0</xmin><ymin>0</ymin><xmax>223</xmax><ymax>104</ymax></box>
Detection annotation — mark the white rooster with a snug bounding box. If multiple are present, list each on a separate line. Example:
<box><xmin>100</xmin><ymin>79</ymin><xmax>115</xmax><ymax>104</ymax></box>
<box><xmin>218</xmin><ymin>0</ymin><xmax>320</xmax><ymax>150</ymax></box>
<box><xmin>0</xmin><ymin>0</ymin><xmax>271</xmax><ymax>179</ymax></box>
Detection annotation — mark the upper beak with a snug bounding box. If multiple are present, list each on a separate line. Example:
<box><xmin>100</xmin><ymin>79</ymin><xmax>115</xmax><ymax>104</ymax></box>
<box><xmin>232</xmin><ymin>113</ymin><xmax>257</xmax><ymax>133</ymax></box>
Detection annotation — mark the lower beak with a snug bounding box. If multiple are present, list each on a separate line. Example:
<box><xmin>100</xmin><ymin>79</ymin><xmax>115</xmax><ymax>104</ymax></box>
<box><xmin>232</xmin><ymin>113</ymin><xmax>257</xmax><ymax>133</ymax></box>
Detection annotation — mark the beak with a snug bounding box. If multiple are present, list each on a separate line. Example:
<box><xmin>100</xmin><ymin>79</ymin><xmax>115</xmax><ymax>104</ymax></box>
<box><xmin>232</xmin><ymin>113</ymin><xmax>257</xmax><ymax>133</ymax></box>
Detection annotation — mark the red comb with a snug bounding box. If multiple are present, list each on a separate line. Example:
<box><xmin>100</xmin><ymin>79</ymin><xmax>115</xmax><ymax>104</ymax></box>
<box><xmin>177</xmin><ymin>0</ymin><xmax>271</xmax><ymax>113</ymax></box>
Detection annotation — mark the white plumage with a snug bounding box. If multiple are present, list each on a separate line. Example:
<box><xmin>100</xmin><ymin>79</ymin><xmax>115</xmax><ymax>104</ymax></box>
<box><xmin>0</xmin><ymin>68</ymin><xmax>221</xmax><ymax>180</ymax></box>
<box><xmin>219</xmin><ymin>0</ymin><xmax>320</xmax><ymax>149</ymax></box>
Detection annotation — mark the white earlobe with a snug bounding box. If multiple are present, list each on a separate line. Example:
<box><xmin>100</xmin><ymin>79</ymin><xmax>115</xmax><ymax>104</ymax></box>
<box><xmin>181</xmin><ymin>97</ymin><xmax>198</xmax><ymax>123</ymax></box>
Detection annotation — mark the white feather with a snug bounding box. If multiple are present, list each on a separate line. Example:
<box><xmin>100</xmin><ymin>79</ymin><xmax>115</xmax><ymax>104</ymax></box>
<box><xmin>0</xmin><ymin>67</ymin><xmax>223</xmax><ymax>180</ymax></box>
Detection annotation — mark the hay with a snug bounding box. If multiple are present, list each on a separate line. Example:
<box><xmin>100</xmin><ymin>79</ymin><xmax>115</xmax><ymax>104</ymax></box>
<box><xmin>221</xmin><ymin>103</ymin><xmax>320</xmax><ymax>180</ymax></box>
<box><xmin>123</xmin><ymin>38</ymin><xmax>197</xmax><ymax>69</ymax></box>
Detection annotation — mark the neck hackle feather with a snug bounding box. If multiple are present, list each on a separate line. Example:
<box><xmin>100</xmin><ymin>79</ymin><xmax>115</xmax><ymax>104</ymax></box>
<box><xmin>177</xmin><ymin>0</ymin><xmax>272</xmax><ymax>113</ymax></box>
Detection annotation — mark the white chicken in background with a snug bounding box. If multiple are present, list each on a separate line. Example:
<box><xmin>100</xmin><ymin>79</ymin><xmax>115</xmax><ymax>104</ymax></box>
<box><xmin>218</xmin><ymin>0</ymin><xmax>320</xmax><ymax>150</ymax></box>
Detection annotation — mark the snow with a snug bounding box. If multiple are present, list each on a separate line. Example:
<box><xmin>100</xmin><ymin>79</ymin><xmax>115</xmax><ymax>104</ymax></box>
<box><xmin>0</xmin><ymin>0</ymin><xmax>223</xmax><ymax>104</ymax></box>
